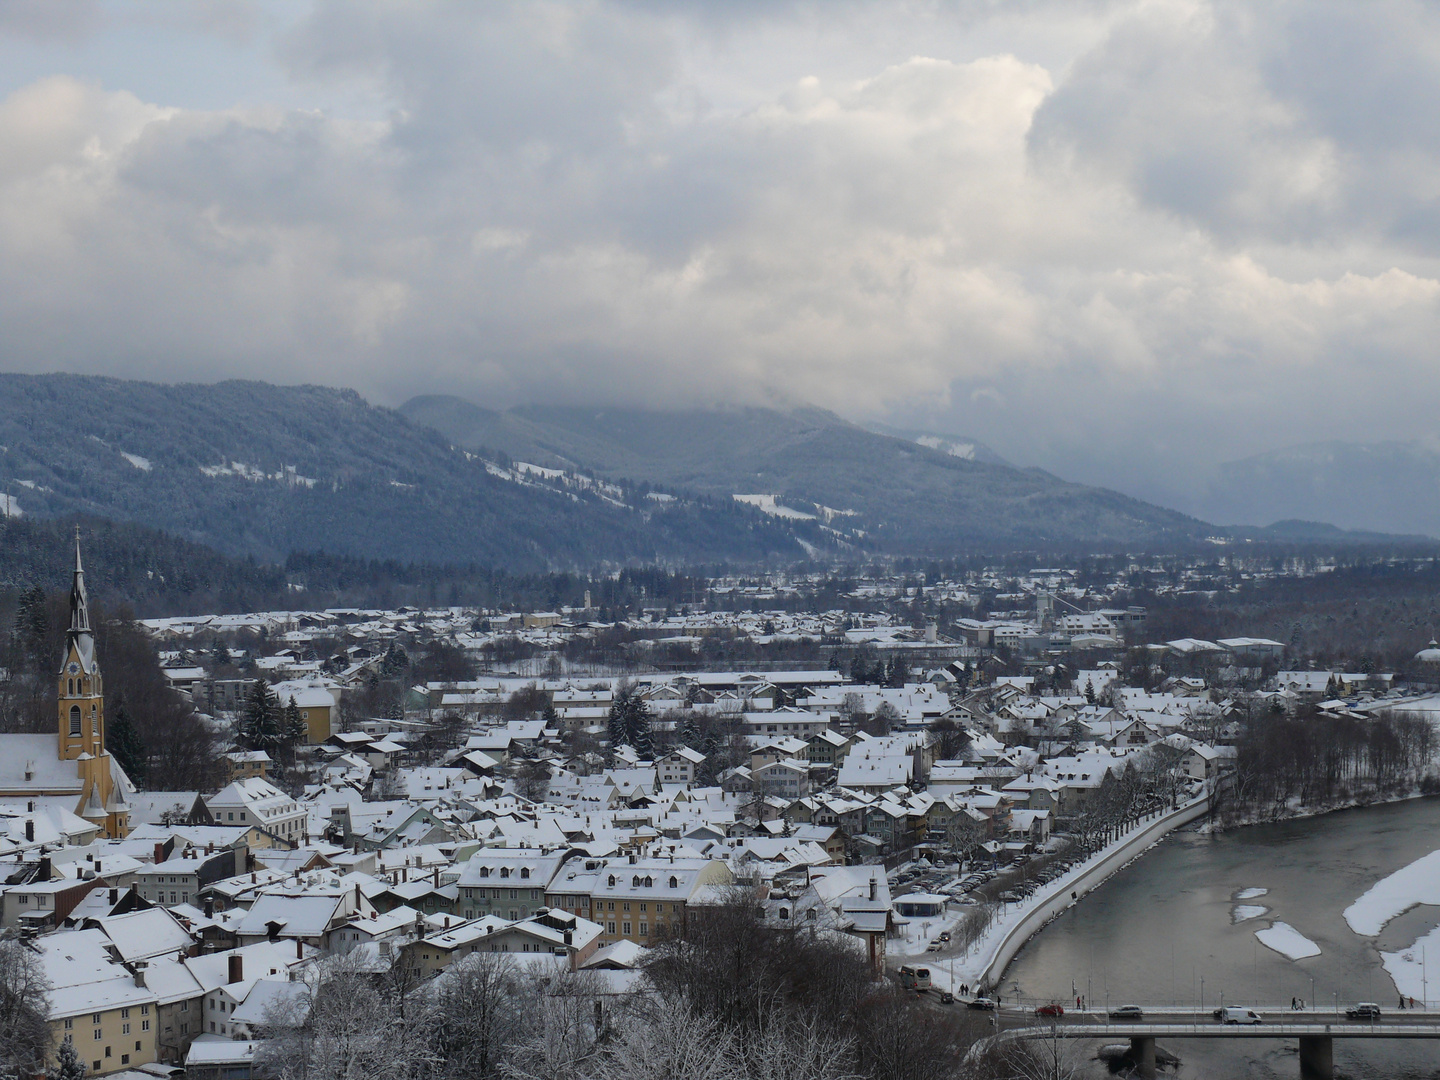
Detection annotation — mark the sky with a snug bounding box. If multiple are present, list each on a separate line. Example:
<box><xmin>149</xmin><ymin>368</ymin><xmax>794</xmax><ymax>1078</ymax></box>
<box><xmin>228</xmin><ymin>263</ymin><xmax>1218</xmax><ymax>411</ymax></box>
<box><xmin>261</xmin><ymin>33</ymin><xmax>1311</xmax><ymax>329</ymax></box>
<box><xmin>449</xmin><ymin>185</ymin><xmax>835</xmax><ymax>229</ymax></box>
<box><xmin>3</xmin><ymin>0</ymin><xmax>1440</xmax><ymax>515</ymax></box>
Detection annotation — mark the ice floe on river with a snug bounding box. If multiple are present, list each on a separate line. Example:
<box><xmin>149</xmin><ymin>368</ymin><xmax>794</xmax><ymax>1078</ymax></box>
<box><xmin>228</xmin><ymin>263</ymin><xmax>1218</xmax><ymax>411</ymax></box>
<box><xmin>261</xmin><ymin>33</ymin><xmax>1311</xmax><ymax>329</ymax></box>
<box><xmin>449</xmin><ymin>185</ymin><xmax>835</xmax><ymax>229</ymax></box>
<box><xmin>1255</xmin><ymin>921</ymin><xmax>1322</xmax><ymax>960</ymax></box>
<box><xmin>1343</xmin><ymin>849</ymin><xmax>1440</xmax><ymax>936</ymax></box>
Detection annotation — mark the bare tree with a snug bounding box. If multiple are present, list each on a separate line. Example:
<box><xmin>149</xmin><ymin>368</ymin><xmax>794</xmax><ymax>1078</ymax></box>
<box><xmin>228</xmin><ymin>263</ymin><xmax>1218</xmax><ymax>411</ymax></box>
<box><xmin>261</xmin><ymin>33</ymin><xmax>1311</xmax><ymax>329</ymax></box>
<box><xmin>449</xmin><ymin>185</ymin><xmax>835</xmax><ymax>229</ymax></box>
<box><xmin>0</xmin><ymin>937</ymin><xmax>51</xmax><ymax>1079</ymax></box>
<box><xmin>592</xmin><ymin>996</ymin><xmax>741</xmax><ymax>1080</ymax></box>
<box><xmin>430</xmin><ymin>951</ymin><xmax>528</xmax><ymax>1080</ymax></box>
<box><xmin>255</xmin><ymin>951</ymin><xmax>437</xmax><ymax>1080</ymax></box>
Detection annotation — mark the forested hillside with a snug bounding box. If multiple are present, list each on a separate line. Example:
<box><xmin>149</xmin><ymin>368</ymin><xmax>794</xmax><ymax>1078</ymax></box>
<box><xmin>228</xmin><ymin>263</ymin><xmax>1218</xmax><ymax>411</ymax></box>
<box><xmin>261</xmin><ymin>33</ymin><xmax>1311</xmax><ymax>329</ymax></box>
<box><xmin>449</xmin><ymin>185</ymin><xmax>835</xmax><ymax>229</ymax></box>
<box><xmin>400</xmin><ymin>396</ymin><xmax>1213</xmax><ymax>550</ymax></box>
<box><xmin>0</xmin><ymin>375</ymin><xmax>826</xmax><ymax>568</ymax></box>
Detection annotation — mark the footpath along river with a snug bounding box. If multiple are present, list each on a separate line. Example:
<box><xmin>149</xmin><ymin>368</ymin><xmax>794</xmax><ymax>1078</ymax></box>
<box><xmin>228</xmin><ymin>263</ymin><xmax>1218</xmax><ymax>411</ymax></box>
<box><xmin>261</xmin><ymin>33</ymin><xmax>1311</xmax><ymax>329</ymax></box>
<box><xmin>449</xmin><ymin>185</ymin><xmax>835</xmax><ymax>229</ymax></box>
<box><xmin>1001</xmin><ymin>796</ymin><xmax>1440</xmax><ymax>1079</ymax></box>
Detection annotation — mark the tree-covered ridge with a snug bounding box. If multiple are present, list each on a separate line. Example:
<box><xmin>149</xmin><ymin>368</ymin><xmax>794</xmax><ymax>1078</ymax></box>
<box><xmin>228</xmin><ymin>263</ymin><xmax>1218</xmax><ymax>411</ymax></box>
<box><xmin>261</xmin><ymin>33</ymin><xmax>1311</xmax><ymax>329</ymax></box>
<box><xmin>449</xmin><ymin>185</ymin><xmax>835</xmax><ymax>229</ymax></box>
<box><xmin>0</xmin><ymin>374</ymin><xmax>830</xmax><ymax>569</ymax></box>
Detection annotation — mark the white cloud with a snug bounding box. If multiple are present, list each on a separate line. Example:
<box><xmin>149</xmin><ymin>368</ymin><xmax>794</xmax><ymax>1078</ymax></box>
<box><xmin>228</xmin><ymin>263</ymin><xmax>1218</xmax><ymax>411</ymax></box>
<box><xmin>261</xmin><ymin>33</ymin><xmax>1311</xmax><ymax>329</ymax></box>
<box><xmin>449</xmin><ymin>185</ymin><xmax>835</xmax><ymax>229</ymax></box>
<box><xmin>2</xmin><ymin>1</ymin><xmax>1440</xmax><ymax>506</ymax></box>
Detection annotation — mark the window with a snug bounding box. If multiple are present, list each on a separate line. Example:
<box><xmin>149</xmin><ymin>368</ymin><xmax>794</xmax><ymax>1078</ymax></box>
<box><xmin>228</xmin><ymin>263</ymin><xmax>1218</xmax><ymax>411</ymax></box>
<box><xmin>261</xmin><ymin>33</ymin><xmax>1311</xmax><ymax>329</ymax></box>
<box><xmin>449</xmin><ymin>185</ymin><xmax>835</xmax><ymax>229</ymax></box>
<box><xmin>122</xmin><ymin>1054</ymin><xmax>130</xmax><ymax>1065</ymax></box>
<box><xmin>639</xmin><ymin>923</ymin><xmax>648</xmax><ymax>936</ymax></box>
<box><xmin>639</xmin><ymin>903</ymin><xmax>647</xmax><ymax>912</ymax></box>
<box><xmin>69</xmin><ymin>705</ymin><xmax>82</xmax><ymax>736</ymax></box>
<box><xmin>180</xmin><ymin>1023</ymin><xmax>189</xmax><ymax>1035</ymax></box>
<box><xmin>669</xmin><ymin>876</ymin><xmax>679</xmax><ymax>889</ymax></box>
<box><xmin>142</xmin><ymin>1020</ymin><xmax>150</xmax><ymax>1031</ymax></box>
<box><xmin>64</xmin><ymin>1019</ymin><xmax>73</xmax><ymax>1030</ymax></box>
<box><xmin>520</xmin><ymin>868</ymin><xmax>529</xmax><ymax>879</ymax></box>
<box><xmin>606</xmin><ymin>921</ymin><xmax>615</xmax><ymax>933</ymax></box>
<box><xmin>141</xmin><ymin>1004</ymin><xmax>149</xmax><ymax>1015</ymax></box>
<box><xmin>607</xmin><ymin>875</ymin><xmax>615</xmax><ymax>887</ymax></box>
<box><xmin>122</xmin><ymin>1009</ymin><xmax>130</xmax><ymax>1020</ymax></box>
<box><xmin>622</xmin><ymin>902</ymin><xmax>630</xmax><ymax>912</ymax></box>
<box><xmin>122</xmin><ymin>1023</ymin><xmax>130</xmax><ymax>1035</ymax></box>
<box><xmin>94</xmin><ymin>1030</ymin><xmax>103</xmax><ymax>1041</ymax></box>
<box><xmin>92</xmin><ymin>1014</ymin><xmax>101</xmax><ymax>1025</ymax></box>
<box><xmin>622</xmin><ymin>922</ymin><xmax>631</xmax><ymax>936</ymax></box>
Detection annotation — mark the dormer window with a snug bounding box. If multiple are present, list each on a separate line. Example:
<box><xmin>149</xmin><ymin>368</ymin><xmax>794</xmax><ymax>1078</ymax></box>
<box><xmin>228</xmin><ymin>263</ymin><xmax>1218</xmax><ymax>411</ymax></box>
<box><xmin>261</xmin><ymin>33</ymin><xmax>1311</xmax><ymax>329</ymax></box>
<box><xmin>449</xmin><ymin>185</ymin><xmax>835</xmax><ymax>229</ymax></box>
<box><xmin>480</xmin><ymin>867</ymin><xmax>490</xmax><ymax>878</ymax></box>
<box><xmin>669</xmin><ymin>876</ymin><xmax>678</xmax><ymax>889</ymax></box>
<box><xmin>607</xmin><ymin>875</ymin><xmax>616</xmax><ymax>887</ymax></box>
<box><xmin>520</xmin><ymin>868</ymin><xmax>529</xmax><ymax>880</ymax></box>
<box><xmin>500</xmin><ymin>868</ymin><xmax>510</xmax><ymax>879</ymax></box>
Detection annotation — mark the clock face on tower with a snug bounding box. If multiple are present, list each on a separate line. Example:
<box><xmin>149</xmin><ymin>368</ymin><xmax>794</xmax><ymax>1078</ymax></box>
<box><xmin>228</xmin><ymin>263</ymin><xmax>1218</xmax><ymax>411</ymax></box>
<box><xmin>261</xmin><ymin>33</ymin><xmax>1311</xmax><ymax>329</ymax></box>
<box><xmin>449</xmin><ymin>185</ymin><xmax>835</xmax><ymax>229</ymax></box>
<box><xmin>68</xmin><ymin>662</ymin><xmax>80</xmax><ymax>675</ymax></box>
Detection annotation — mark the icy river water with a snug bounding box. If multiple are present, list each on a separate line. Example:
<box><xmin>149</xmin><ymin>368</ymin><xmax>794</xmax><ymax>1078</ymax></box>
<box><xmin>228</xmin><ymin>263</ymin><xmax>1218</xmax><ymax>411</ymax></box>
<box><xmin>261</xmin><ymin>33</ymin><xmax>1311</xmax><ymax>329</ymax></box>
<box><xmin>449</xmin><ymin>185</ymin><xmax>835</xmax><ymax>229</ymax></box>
<box><xmin>1002</xmin><ymin>795</ymin><xmax>1440</xmax><ymax>1079</ymax></box>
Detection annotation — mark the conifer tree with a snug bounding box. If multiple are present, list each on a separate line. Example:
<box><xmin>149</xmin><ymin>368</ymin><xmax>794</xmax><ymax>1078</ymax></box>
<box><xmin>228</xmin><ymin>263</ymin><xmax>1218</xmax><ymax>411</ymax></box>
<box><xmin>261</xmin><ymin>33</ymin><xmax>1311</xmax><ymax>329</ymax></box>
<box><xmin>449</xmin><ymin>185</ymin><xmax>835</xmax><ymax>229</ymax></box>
<box><xmin>46</xmin><ymin>1039</ymin><xmax>86</xmax><ymax>1080</ymax></box>
<box><xmin>282</xmin><ymin>697</ymin><xmax>309</xmax><ymax>751</ymax></box>
<box><xmin>107</xmin><ymin>698</ymin><xmax>147</xmax><ymax>785</ymax></box>
<box><xmin>238</xmin><ymin>679</ymin><xmax>282</xmax><ymax>753</ymax></box>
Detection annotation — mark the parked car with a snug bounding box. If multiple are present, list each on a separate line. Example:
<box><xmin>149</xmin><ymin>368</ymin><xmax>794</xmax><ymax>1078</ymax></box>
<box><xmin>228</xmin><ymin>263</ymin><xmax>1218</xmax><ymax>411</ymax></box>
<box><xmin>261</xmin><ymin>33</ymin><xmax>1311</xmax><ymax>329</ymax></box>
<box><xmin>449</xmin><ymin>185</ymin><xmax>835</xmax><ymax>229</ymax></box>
<box><xmin>1108</xmin><ymin>1005</ymin><xmax>1144</xmax><ymax>1020</ymax></box>
<box><xmin>1217</xmin><ymin>1007</ymin><xmax>1263</xmax><ymax>1025</ymax></box>
<box><xmin>968</xmin><ymin>997</ymin><xmax>997</xmax><ymax>1011</ymax></box>
<box><xmin>939</xmin><ymin>991</ymin><xmax>955</xmax><ymax>1005</ymax></box>
<box><xmin>1346</xmin><ymin>1003</ymin><xmax>1382</xmax><ymax>1021</ymax></box>
<box><xmin>1035</xmin><ymin>1003</ymin><xmax>1065</xmax><ymax>1019</ymax></box>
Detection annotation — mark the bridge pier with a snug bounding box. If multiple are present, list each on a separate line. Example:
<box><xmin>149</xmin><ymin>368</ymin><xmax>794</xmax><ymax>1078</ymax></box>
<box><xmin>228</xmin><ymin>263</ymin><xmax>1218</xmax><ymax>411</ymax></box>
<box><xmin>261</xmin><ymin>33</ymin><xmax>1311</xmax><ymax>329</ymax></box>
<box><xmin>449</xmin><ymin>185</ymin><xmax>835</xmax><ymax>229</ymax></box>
<box><xmin>1128</xmin><ymin>1036</ymin><xmax>1156</xmax><ymax>1080</ymax></box>
<box><xmin>1297</xmin><ymin>1034</ymin><xmax>1333</xmax><ymax>1080</ymax></box>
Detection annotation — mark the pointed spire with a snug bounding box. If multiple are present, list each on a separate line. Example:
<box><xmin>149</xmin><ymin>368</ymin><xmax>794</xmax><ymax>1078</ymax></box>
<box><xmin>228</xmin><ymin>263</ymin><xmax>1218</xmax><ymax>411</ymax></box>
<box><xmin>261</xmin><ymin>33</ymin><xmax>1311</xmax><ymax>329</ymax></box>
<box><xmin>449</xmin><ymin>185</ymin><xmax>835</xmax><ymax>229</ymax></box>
<box><xmin>70</xmin><ymin>526</ymin><xmax>91</xmax><ymax>634</ymax></box>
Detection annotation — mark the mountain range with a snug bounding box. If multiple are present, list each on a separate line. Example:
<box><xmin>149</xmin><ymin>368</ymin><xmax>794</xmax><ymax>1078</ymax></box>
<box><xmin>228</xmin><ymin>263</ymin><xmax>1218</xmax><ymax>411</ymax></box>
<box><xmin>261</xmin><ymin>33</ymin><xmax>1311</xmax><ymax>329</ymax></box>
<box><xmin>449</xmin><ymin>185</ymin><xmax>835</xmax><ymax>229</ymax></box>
<box><xmin>0</xmin><ymin>373</ymin><xmax>1420</xmax><ymax>570</ymax></box>
<box><xmin>1194</xmin><ymin>441</ymin><xmax>1440</xmax><ymax>539</ymax></box>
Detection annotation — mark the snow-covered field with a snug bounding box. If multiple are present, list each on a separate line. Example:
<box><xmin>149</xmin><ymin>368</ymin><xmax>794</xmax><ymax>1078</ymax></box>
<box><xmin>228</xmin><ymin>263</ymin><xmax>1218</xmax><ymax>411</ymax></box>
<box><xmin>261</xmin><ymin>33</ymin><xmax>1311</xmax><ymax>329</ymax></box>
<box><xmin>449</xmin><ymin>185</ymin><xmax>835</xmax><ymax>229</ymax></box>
<box><xmin>1343</xmin><ymin>849</ymin><xmax>1440</xmax><ymax>936</ymax></box>
<box><xmin>1255</xmin><ymin>920</ymin><xmax>1321</xmax><ymax>960</ymax></box>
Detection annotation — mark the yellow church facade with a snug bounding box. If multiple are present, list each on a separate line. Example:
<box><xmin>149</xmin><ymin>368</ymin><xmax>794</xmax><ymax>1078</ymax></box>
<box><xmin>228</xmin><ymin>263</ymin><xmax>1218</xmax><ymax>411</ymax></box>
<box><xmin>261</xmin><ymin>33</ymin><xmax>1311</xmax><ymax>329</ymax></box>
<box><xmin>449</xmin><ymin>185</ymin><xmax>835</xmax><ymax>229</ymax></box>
<box><xmin>0</xmin><ymin>534</ymin><xmax>133</xmax><ymax>838</ymax></box>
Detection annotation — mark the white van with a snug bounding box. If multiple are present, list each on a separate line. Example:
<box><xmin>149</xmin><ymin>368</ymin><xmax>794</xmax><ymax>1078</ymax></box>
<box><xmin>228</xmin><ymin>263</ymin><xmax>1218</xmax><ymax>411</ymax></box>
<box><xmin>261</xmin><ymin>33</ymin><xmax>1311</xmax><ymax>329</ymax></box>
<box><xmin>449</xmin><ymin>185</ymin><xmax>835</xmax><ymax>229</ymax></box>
<box><xmin>1219</xmin><ymin>1007</ymin><xmax>1263</xmax><ymax>1025</ymax></box>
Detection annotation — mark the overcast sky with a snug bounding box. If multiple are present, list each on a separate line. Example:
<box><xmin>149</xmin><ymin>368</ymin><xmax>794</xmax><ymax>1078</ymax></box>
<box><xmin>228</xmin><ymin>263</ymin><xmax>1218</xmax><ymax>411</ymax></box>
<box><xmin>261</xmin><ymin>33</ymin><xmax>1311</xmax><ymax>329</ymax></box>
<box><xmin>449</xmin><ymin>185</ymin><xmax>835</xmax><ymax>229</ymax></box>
<box><xmin>3</xmin><ymin>0</ymin><xmax>1440</xmax><ymax>512</ymax></box>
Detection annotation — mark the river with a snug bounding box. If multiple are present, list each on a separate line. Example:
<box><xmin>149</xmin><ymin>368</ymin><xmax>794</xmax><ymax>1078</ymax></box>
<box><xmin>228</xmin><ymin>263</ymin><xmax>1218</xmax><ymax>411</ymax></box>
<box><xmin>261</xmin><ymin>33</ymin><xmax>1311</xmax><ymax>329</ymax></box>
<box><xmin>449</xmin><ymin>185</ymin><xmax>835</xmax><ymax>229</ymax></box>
<box><xmin>1002</xmin><ymin>796</ymin><xmax>1440</xmax><ymax>1079</ymax></box>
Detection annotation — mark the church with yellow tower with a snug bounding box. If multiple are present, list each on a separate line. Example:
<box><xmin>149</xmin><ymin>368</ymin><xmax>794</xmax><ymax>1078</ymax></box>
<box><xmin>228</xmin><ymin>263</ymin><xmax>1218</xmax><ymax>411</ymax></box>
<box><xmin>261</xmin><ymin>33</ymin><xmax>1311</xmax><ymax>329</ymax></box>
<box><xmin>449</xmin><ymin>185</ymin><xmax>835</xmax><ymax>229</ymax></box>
<box><xmin>0</xmin><ymin>533</ymin><xmax>133</xmax><ymax>838</ymax></box>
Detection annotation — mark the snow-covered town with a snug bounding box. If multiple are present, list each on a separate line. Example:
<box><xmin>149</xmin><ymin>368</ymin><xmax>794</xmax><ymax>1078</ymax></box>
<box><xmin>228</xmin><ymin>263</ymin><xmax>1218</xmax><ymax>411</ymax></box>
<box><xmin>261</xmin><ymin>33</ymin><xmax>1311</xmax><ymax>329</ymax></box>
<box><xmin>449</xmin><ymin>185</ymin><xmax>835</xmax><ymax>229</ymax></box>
<box><xmin>5</xmin><ymin>544</ymin><xmax>1440</xmax><ymax>1079</ymax></box>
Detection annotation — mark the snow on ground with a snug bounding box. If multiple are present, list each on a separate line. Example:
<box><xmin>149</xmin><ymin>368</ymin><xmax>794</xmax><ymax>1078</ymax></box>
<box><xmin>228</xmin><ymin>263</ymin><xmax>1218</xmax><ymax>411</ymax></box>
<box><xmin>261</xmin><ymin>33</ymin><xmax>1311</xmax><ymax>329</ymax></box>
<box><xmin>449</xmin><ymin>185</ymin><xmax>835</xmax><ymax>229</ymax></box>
<box><xmin>732</xmin><ymin>493</ymin><xmax>816</xmax><ymax>520</ymax></box>
<box><xmin>1343</xmin><ymin>848</ymin><xmax>1440</xmax><ymax>936</ymax></box>
<box><xmin>1255</xmin><ymin>921</ymin><xmax>1322</xmax><ymax>960</ymax></box>
<box><xmin>1232</xmin><ymin>905</ymin><xmax>1268</xmax><ymax>923</ymax></box>
<box><xmin>120</xmin><ymin>452</ymin><xmax>152</xmax><ymax>471</ymax></box>
<box><xmin>0</xmin><ymin>494</ymin><xmax>20</xmax><ymax>517</ymax></box>
<box><xmin>1380</xmin><ymin>924</ymin><xmax>1440</xmax><ymax>1008</ymax></box>
<box><xmin>1235</xmin><ymin>887</ymin><xmax>1268</xmax><ymax>900</ymax></box>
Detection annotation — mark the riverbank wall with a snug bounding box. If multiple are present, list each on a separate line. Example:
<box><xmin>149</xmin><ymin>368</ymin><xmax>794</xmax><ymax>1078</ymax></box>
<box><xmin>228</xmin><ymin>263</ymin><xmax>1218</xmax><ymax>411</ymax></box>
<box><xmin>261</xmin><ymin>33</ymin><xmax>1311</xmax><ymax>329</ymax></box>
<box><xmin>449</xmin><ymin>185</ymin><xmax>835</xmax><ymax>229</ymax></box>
<box><xmin>978</xmin><ymin>790</ymin><xmax>1213</xmax><ymax>989</ymax></box>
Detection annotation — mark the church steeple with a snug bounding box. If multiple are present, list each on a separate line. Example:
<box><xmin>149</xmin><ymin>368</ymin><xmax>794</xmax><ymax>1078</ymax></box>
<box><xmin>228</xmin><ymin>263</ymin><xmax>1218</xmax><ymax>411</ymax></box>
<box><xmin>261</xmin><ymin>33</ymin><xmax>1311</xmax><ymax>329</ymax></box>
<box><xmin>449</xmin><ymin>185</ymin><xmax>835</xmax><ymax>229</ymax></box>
<box><xmin>69</xmin><ymin>525</ymin><xmax>92</xmax><ymax>639</ymax></box>
<box><xmin>59</xmin><ymin>529</ymin><xmax>103</xmax><ymax>758</ymax></box>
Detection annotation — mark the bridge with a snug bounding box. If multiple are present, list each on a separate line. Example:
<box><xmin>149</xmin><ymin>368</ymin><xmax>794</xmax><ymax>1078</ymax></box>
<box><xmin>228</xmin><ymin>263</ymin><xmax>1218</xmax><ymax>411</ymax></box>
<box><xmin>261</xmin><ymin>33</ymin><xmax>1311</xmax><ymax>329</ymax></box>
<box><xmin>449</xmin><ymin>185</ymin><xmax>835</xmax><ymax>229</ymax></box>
<box><xmin>972</xmin><ymin>1007</ymin><xmax>1440</xmax><ymax>1079</ymax></box>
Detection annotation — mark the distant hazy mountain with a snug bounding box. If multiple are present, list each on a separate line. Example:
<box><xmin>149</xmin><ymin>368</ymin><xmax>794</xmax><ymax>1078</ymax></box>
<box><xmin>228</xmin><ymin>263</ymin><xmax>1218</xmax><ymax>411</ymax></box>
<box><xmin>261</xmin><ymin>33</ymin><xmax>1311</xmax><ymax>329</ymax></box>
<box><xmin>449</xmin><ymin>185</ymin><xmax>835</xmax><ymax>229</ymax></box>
<box><xmin>0</xmin><ymin>375</ymin><xmax>827</xmax><ymax>569</ymax></box>
<box><xmin>861</xmin><ymin>422</ymin><xmax>1010</xmax><ymax>466</ymax></box>
<box><xmin>1200</xmin><ymin>440</ymin><xmax>1440</xmax><ymax>538</ymax></box>
<box><xmin>400</xmin><ymin>395</ymin><xmax>1211</xmax><ymax>550</ymax></box>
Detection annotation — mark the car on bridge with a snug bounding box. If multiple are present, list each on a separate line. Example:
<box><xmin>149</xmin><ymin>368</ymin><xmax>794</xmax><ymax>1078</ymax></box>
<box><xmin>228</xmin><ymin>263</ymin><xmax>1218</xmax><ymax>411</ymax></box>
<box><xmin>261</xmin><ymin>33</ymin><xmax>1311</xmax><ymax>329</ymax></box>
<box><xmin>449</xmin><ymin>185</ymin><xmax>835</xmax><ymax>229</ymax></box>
<box><xmin>1345</xmin><ymin>1002</ymin><xmax>1382</xmax><ymax>1021</ymax></box>
<box><xmin>1216</xmin><ymin>1007</ymin><xmax>1263</xmax><ymax>1024</ymax></box>
<box><xmin>1107</xmin><ymin>1005</ymin><xmax>1144</xmax><ymax>1020</ymax></box>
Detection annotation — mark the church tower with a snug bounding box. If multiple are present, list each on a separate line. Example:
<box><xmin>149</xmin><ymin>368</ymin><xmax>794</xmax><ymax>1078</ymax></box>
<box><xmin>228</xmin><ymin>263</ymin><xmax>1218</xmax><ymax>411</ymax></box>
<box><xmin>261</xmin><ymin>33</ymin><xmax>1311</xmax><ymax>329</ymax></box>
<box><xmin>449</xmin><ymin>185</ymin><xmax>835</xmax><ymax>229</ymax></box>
<box><xmin>59</xmin><ymin>530</ymin><xmax>105</xmax><ymax>759</ymax></box>
<box><xmin>58</xmin><ymin>530</ymin><xmax>130</xmax><ymax>836</ymax></box>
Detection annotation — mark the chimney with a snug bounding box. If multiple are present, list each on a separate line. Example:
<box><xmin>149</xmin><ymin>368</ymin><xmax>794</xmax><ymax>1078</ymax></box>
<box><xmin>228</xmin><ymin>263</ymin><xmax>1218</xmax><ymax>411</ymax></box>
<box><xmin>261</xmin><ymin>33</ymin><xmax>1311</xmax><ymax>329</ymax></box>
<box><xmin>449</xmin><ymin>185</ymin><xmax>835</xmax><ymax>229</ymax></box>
<box><xmin>38</xmin><ymin>856</ymin><xmax>51</xmax><ymax>881</ymax></box>
<box><xmin>354</xmin><ymin>884</ymin><xmax>362</xmax><ymax>909</ymax></box>
<box><xmin>563</xmin><ymin>929</ymin><xmax>572</xmax><ymax>946</ymax></box>
<box><xmin>416</xmin><ymin>916</ymin><xmax>425</xmax><ymax>939</ymax></box>
<box><xmin>296</xmin><ymin>939</ymin><xmax>303</xmax><ymax>960</ymax></box>
<box><xmin>132</xmin><ymin>962</ymin><xmax>148</xmax><ymax>988</ymax></box>
<box><xmin>154</xmin><ymin>843</ymin><xmax>165</xmax><ymax>865</ymax></box>
<box><xmin>228</xmin><ymin>954</ymin><xmax>244</xmax><ymax>984</ymax></box>
<box><xmin>109</xmin><ymin>887</ymin><xmax>119</xmax><ymax>905</ymax></box>
<box><xmin>204</xmin><ymin>896</ymin><xmax>215</xmax><ymax>918</ymax></box>
<box><xmin>869</xmin><ymin>876</ymin><xmax>877</xmax><ymax>902</ymax></box>
<box><xmin>433</xmin><ymin>867</ymin><xmax>440</xmax><ymax>888</ymax></box>
<box><xmin>24</xmin><ymin>819</ymin><xmax>33</xmax><ymax>843</ymax></box>
<box><xmin>251</xmin><ymin>872</ymin><xmax>257</xmax><ymax>884</ymax></box>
